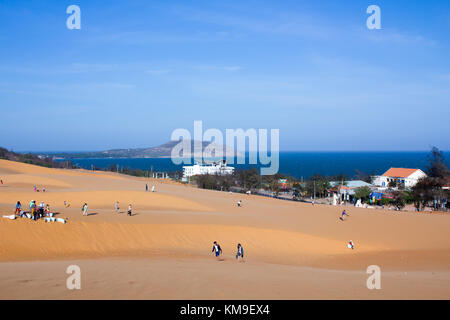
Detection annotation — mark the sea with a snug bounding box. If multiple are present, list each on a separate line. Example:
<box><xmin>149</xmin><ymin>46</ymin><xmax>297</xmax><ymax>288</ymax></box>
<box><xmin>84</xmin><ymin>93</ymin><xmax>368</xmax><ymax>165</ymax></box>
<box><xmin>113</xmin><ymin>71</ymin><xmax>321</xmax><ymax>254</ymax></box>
<box><xmin>59</xmin><ymin>151</ymin><xmax>449</xmax><ymax>179</ymax></box>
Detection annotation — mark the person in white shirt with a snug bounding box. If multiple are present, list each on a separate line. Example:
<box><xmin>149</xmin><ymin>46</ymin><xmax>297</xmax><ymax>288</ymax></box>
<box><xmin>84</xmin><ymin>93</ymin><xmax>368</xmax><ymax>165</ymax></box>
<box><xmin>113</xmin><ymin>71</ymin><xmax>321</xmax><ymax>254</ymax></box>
<box><xmin>236</xmin><ymin>243</ymin><xmax>244</xmax><ymax>260</ymax></box>
<box><xmin>82</xmin><ymin>203</ymin><xmax>88</xmax><ymax>216</ymax></box>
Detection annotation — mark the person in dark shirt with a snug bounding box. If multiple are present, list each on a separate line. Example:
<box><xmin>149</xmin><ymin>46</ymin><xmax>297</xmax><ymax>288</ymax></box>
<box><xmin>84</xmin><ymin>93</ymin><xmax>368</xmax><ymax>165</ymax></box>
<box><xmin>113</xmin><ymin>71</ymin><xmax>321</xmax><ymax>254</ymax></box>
<box><xmin>212</xmin><ymin>241</ymin><xmax>222</xmax><ymax>258</ymax></box>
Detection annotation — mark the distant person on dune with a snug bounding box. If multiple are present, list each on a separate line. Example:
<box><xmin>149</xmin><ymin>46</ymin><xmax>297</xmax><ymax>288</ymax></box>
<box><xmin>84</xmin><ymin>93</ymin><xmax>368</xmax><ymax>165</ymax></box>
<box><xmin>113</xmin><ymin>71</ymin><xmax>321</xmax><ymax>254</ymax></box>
<box><xmin>236</xmin><ymin>243</ymin><xmax>244</xmax><ymax>260</ymax></box>
<box><xmin>146</xmin><ymin>184</ymin><xmax>148</xmax><ymax>192</ymax></box>
<box><xmin>30</xmin><ymin>200</ymin><xmax>37</xmax><ymax>220</ymax></box>
<box><xmin>1</xmin><ymin>179</ymin><xmax>3</xmax><ymax>184</ymax></box>
<box><xmin>115</xmin><ymin>201</ymin><xmax>119</xmax><ymax>213</ymax></box>
<box><xmin>127</xmin><ymin>204</ymin><xmax>132</xmax><ymax>216</ymax></box>
<box><xmin>340</xmin><ymin>210</ymin><xmax>349</xmax><ymax>221</ymax></box>
<box><xmin>38</xmin><ymin>201</ymin><xmax>45</xmax><ymax>218</ymax></box>
<box><xmin>212</xmin><ymin>241</ymin><xmax>222</xmax><ymax>258</ymax></box>
<box><xmin>237</xmin><ymin>200</ymin><xmax>242</xmax><ymax>207</ymax></box>
<box><xmin>151</xmin><ymin>185</ymin><xmax>155</xmax><ymax>192</ymax></box>
<box><xmin>14</xmin><ymin>201</ymin><xmax>21</xmax><ymax>215</ymax></box>
<box><xmin>82</xmin><ymin>203</ymin><xmax>88</xmax><ymax>216</ymax></box>
<box><xmin>347</xmin><ymin>240</ymin><xmax>354</xmax><ymax>250</ymax></box>
<box><xmin>64</xmin><ymin>201</ymin><xmax>70</xmax><ymax>208</ymax></box>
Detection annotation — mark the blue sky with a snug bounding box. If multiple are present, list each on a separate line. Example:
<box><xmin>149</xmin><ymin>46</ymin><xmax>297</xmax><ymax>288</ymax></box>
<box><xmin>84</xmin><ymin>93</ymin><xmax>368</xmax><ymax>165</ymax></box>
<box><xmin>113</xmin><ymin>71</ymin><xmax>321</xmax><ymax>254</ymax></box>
<box><xmin>0</xmin><ymin>0</ymin><xmax>449</xmax><ymax>152</ymax></box>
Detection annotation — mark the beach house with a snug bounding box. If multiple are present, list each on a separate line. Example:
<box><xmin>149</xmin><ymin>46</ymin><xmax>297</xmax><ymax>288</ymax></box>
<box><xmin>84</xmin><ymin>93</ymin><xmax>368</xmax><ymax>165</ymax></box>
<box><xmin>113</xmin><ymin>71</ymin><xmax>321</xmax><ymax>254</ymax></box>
<box><xmin>373</xmin><ymin>168</ymin><xmax>427</xmax><ymax>189</ymax></box>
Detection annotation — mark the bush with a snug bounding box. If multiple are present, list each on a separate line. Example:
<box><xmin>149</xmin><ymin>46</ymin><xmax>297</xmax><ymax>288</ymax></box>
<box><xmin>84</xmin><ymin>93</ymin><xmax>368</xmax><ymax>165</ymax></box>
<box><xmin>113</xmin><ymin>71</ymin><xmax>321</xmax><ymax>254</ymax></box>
<box><xmin>354</xmin><ymin>186</ymin><xmax>372</xmax><ymax>201</ymax></box>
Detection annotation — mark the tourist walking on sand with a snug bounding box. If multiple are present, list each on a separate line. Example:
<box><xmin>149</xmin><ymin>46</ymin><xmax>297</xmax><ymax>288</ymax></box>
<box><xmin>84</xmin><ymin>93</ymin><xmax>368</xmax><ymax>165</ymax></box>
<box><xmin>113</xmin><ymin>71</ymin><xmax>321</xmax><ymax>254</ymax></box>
<box><xmin>14</xmin><ymin>201</ymin><xmax>22</xmax><ymax>215</ymax></box>
<box><xmin>212</xmin><ymin>241</ymin><xmax>223</xmax><ymax>258</ymax></box>
<box><xmin>30</xmin><ymin>200</ymin><xmax>37</xmax><ymax>220</ymax></box>
<box><xmin>236</xmin><ymin>243</ymin><xmax>244</xmax><ymax>260</ymax></box>
<box><xmin>82</xmin><ymin>203</ymin><xmax>88</xmax><ymax>216</ymax></box>
<box><xmin>146</xmin><ymin>184</ymin><xmax>148</xmax><ymax>192</ymax></box>
<box><xmin>347</xmin><ymin>240</ymin><xmax>355</xmax><ymax>250</ymax></box>
<box><xmin>127</xmin><ymin>204</ymin><xmax>132</xmax><ymax>216</ymax></box>
<box><xmin>340</xmin><ymin>209</ymin><xmax>349</xmax><ymax>221</ymax></box>
<box><xmin>151</xmin><ymin>185</ymin><xmax>155</xmax><ymax>192</ymax></box>
<box><xmin>115</xmin><ymin>201</ymin><xmax>119</xmax><ymax>213</ymax></box>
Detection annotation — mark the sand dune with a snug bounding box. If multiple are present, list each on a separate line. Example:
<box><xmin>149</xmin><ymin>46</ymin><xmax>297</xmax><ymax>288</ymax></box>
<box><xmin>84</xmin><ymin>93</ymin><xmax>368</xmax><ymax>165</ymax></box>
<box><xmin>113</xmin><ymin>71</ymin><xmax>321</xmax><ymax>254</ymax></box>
<box><xmin>0</xmin><ymin>159</ymin><xmax>449</xmax><ymax>299</ymax></box>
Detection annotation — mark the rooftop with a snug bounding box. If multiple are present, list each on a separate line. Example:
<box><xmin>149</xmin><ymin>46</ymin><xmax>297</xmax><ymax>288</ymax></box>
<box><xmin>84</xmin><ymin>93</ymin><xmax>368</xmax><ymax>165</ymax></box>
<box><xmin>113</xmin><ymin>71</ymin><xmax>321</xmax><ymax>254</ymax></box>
<box><xmin>382</xmin><ymin>168</ymin><xmax>421</xmax><ymax>178</ymax></box>
<box><xmin>329</xmin><ymin>180</ymin><xmax>373</xmax><ymax>188</ymax></box>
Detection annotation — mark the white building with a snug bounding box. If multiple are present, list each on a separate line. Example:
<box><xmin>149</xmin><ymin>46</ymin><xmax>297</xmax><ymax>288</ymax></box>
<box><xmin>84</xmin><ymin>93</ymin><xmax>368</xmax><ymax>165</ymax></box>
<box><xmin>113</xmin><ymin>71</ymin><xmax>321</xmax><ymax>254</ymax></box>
<box><xmin>182</xmin><ymin>160</ymin><xmax>234</xmax><ymax>180</ymax></box>
<box><xmin>373</xmin><ymin>168</ymin><xmax>427</xmax><ymax>189</ymax></box>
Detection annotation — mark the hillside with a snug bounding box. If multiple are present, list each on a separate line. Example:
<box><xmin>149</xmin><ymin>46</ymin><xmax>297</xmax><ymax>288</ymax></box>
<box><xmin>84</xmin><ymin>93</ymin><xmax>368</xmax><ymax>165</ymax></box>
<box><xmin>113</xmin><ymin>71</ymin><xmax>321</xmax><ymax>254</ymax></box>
<box><xmin>41</xmin><ymin>140</ymin><xmax>241</xmax><ymax>159</ymax></box>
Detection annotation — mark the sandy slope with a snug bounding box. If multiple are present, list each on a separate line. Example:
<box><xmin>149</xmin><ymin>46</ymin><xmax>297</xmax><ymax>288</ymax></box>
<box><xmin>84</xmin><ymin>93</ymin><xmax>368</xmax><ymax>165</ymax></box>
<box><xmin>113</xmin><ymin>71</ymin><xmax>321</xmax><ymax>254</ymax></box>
<box><xmin>0</xmin><ymin>159</ymin><xmax>449</xmax><ymax>299</ymax></box>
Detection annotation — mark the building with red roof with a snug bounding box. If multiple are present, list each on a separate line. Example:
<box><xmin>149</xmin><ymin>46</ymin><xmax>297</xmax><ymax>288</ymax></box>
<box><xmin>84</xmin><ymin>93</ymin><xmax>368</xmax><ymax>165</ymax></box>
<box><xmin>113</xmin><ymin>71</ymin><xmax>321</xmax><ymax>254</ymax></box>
<box><xmin>373</xmin><ymin>167</ymin><xmax>427</xmax><ymax>189</ymax></box>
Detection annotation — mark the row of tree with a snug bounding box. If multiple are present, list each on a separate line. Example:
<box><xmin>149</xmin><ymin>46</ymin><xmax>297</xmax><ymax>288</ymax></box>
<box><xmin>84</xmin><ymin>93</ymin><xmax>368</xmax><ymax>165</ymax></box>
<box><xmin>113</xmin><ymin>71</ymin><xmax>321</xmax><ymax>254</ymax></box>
<box><xmin>0</xmin><ymin>147</ymin><xmax>76</xmax><ymax>169</ymax></box>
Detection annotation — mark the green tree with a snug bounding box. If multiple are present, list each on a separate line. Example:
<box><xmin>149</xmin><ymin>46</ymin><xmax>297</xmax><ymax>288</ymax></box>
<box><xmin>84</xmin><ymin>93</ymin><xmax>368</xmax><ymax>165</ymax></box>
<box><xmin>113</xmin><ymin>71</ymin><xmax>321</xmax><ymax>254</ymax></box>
<box><xmin>412</xmin><ymin>146</ymin><xmax>449</xmax><ymax>211</ymax></box>
<box><xmin>426</xmin><ymin>146</ymin><xmax>448</xmax><ymax>179</ymax></box>
<box><xmin>388</xmin><ymin>180</ymin><xmax>397</xmax><ymax>188</ymax></box>
<box><xmin>354</xmin><ymin>186</ymin><xmax>372</xmax><ymax>201</ymax></box>
<box><xmin>306</xmin><ymin>174</ymin><xmax>330</xmax><ymax>198</ymax></box>
<box><xmin>391</xmin><ymin>191</ymin><xmax>406</xmax><ymax>210</ymax></box>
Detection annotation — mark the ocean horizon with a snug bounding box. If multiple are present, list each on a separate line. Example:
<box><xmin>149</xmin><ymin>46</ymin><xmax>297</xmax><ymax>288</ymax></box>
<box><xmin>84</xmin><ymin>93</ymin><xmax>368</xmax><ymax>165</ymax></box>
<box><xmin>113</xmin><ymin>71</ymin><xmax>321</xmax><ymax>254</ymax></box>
<box><xmin>57</xmin><ymin>151</ymin><xmax>450</xmax><ymax>179</ymax></box>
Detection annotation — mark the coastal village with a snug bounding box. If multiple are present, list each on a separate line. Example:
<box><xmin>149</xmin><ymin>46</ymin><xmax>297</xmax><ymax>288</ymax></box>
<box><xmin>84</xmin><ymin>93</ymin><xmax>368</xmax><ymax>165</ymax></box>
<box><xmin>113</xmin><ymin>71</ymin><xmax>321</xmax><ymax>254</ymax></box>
<box><xmin>180</xmin><ymin>153</ymin><xmax>449</xmax><ymax>212</ymax></box>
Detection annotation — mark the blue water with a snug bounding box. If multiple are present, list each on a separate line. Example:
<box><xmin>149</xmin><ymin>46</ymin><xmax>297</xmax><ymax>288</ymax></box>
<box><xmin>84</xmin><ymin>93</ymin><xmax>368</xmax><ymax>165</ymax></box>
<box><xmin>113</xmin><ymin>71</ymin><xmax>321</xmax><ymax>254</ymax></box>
<box><xmin>62</xmin><ymin>151</ymin><xmax>449</xmax><ymax>179</ymax></box>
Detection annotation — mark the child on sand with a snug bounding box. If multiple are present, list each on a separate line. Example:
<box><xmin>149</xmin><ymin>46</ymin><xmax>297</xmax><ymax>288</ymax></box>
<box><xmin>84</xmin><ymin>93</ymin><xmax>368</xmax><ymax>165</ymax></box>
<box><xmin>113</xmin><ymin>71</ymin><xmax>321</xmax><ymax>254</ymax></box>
<box><xmin>236</xmin><ymin>243</ymin><xmax>244</xmax><ymax>260</ymax></box>
<box><xmin>212</xmin><ymin>241</ymin><xmax>222</xmax><ymax>258</ymax></box>
<box><xmin>127</xmin><ymin>204</ymin><xmax>132</xmax><ymax>216</ymax></box>
<box><xmin>347</xmin><ymin>240</ymin><xmax>354</xmax><ymax>250</ymax></box>
<box><xmin>237</xmin><ymin>200</ymin><xmax>242</xmax><ymax>207</ymax></box>
<box><xmin>14</xmin><ymin>201</ymin><xmax>21</xmax><ymax>215</ymax></box>
<box><xmin>340</xmin><ymin>210</ymin><xmax>349</xmax><ymax>221</ymax></box>
<box><xmin>82</xmin><ymin>203</ymin><xmax>88</xmax><ymax>216</ymax></box>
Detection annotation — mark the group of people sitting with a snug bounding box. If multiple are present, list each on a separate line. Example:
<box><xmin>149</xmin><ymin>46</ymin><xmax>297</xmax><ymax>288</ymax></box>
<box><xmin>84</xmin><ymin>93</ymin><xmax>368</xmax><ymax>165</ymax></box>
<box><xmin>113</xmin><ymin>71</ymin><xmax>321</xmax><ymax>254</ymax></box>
<box><xmin>15</xmin><ymin>200</ymin><xmax>52</xmax><ymax>221</ymax></box>
<box><xmin>33</xmin><ymin>185</ymin><xmax>46</xmax><ymax>192</ymax></box>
